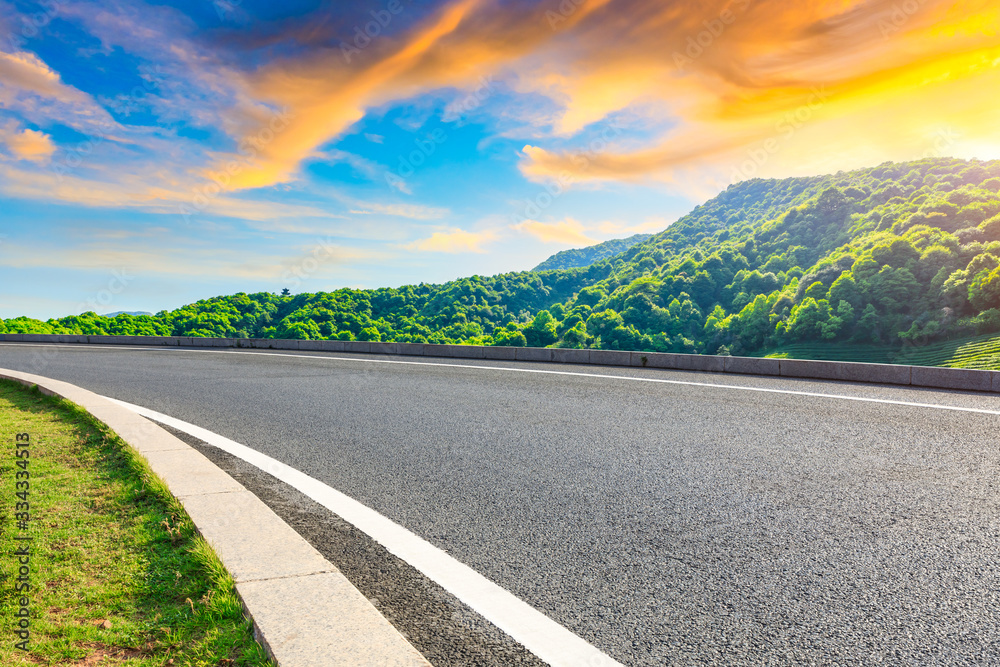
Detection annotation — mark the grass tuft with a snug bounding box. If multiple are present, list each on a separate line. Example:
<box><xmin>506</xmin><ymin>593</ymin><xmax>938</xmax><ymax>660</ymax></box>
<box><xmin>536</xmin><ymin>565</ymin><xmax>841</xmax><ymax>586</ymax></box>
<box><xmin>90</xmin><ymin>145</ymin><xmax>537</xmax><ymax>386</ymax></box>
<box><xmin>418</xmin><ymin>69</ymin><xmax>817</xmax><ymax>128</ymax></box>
<box><xmin>0</xmin><ymin>379</ymin><xmax>274</xmax><ymax>666</ymax></box>
<box><xmin>762</xmin><ymin>331</ymin><xmax>1000</xmax><ymax>369</ymax></box>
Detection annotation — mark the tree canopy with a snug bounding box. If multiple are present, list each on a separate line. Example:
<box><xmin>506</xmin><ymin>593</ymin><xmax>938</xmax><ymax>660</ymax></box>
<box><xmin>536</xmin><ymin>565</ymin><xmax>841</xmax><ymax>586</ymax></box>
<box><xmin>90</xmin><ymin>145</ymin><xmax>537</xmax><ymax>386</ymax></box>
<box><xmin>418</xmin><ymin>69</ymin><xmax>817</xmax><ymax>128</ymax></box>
<box><xmin>8</xmin><ymin>158</ymin><xmax>1000</xmax><ymax>358</ymax></box>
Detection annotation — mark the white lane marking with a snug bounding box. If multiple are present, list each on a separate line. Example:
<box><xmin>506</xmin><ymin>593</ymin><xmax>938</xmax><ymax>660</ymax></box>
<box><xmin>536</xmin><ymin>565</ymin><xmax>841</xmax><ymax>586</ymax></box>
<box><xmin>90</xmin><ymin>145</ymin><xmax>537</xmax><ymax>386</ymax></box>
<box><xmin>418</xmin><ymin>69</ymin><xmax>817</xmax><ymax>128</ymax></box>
<box><xmin>107</xmin><ymin>397</ymin><xmax>624</xmax><ymax>667</ymax></box>
<box><xmin>7</xmin><ymin>342</ymin><xmax>1000</xmax><ymax>417</ymax></box>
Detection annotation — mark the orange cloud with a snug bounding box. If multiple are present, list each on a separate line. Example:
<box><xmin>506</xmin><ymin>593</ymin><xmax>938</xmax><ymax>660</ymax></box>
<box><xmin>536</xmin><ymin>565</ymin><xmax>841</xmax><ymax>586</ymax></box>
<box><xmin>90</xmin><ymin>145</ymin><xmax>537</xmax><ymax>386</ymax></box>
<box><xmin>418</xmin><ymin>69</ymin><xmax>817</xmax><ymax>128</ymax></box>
<box><xmin>0</xmin><ymin>50</ymin><xmax>89</xmax><ymax>102</ymax></box>
<box><xmin>1</xmin><ymin>239</ymin><xmax>381</xmax><ymax>280</ymax></box>
<box><xmin>407</xmin><ymin>227</ymin><xmax>499</xmax><ymax>253</ymax></box>
<box><xmin>516</xmin><ymin>0</ymin><xmax>1000</xmax><ymax>184</ymax></box>
<box><xmin>201</xmin><ymin>0</ymin><xmax>1000</xmax><ymax>193</ymax></box>
<box><xmin>0</xmin><ymin>163</ymin><xmax>338</xmax><ymax>223</ymax></box>
<box><xmin>0</xmin><ymin>50</ymin><xmax>116</xmax><ymax>134</ymax></box>
<box><xmin>211</xmin><ymin>0</ymin><xmax>614</xmax><ymax>191</ymax></box>
<box><xmin>514</xmin><ymin>218</ymin><xmax>596</xmax><ymax>246</ymax></box>
<box><xmin>7</xmin><ymin>0</ymin><xmax>999</xmax><ymax>213</ymax></box>
<box><xmin>2</xmin><ymin>127</ymin><xmax>55</xmax><ymax>162</ymax></box>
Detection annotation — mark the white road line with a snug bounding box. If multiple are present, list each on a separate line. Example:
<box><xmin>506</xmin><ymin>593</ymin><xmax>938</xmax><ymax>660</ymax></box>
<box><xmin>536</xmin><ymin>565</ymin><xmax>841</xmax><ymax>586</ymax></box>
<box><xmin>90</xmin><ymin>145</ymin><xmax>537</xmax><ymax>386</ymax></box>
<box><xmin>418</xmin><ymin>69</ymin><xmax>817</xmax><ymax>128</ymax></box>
<box><xmin>107</xmin><ymin>396</ymin><xmax>624</xmax><ymax>667</ymax></box>
<box><xmin>6</xmin><ymin>342</ymin><xmax>1000</xmax><ymax>416</ymax></box>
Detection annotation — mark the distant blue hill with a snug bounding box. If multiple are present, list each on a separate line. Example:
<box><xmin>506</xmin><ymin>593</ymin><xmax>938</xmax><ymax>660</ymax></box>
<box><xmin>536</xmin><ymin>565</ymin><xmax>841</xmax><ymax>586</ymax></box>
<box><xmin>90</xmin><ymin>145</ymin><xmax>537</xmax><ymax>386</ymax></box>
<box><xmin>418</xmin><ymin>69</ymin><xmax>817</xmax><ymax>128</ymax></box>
<box><xmin>532</xmin><ymin>233</ymin><xmax>654</xmax><ymax>271</ymax></box>
<box><xmin>104</xmin><ymin>311</ymin><xmax>153</xmax><ymax>317</ymax></box>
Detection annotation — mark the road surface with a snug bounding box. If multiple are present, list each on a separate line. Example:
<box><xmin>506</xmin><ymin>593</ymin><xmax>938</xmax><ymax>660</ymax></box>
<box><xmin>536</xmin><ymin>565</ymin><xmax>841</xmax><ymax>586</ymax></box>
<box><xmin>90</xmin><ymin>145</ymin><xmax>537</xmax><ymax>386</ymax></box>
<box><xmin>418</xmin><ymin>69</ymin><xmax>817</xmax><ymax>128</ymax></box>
<box><xmin>2</xmin><ymin>342</ymin><xmax>999</xmax><ymax>665</ymax></box>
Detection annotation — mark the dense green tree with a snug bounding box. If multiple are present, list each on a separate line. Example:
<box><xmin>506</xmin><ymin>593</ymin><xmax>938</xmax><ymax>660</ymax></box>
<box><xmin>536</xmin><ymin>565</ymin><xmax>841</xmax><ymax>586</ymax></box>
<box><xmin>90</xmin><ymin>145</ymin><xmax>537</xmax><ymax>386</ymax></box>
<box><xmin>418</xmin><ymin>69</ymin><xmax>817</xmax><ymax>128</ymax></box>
<box><xmin>8</xmin><ymin>158</ymin><xmax>1000</xmax><ymax>358</ymax></box>
<box><xmin>523</xmin><ymin>310</ymin><xmax>559</xmax><ymax>348</ymax></box>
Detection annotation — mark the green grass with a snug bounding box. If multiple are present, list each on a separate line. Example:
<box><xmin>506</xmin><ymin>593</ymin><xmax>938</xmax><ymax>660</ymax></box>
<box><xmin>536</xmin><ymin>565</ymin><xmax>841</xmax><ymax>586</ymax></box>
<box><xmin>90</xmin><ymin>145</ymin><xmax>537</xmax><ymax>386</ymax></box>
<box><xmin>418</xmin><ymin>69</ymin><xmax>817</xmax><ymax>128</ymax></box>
<box><xmin>762</xmin><ymin>344</ymin><xmax>895</xmax><ymax>364</ymax></box>
<box><xmin>762</xmin><ymin>332</ymin><xmax>1000</xmax><ymax>369</ymax></box>
<box><xmin>0</xmin><ymin>379</ymin><xmax>274</xmax><ymax>666</ymax></box>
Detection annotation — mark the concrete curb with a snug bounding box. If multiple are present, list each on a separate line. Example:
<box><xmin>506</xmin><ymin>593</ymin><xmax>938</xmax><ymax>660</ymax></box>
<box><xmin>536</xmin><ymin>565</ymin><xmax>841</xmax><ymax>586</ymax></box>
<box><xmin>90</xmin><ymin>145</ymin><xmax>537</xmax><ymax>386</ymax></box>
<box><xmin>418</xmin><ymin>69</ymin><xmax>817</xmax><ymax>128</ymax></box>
<box><xmin>0</xmin><ymin>367</ymin><xmax>431</xmax><ymax>667</ymax></box>
<box><xmin>1</xmin><ymin>333</ymin><xmax>998</xmax><ymax>394</ymax></box>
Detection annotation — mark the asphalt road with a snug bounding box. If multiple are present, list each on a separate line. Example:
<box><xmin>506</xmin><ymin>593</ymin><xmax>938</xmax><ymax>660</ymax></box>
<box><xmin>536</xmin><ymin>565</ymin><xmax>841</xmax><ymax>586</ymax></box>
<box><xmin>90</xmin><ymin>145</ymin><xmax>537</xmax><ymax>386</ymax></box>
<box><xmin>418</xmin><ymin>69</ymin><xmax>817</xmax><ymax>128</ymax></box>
<box><xmin>3</xmin><ymin>343</ymin><xmax>1000</xmax><ymax>665</ymax></box>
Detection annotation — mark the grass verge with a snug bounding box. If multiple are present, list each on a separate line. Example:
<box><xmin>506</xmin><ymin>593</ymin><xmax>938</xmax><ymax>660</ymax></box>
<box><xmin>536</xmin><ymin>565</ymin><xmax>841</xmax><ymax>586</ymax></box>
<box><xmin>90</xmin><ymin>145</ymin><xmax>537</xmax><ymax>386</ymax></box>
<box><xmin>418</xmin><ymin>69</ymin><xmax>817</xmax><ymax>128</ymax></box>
<box><xmin>0</xmin><ymin>379</ymin><xmax>273</xmax><ymax>666</ymax></box>
<box><xmin>762</xmin><ymin>331</ymin><xmax>1000</xmax><ymax>369</ymax></box>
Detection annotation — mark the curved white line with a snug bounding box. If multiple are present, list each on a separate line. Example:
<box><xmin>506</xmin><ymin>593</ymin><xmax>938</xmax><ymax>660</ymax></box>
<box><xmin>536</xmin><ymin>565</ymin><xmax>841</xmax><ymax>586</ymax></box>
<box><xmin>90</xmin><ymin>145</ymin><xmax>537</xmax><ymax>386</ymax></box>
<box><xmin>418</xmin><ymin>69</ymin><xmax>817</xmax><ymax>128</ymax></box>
<box><xmin>107</xmin><ymin>396</ymin><xmax>625</xmax><ymax>667</ymax></box>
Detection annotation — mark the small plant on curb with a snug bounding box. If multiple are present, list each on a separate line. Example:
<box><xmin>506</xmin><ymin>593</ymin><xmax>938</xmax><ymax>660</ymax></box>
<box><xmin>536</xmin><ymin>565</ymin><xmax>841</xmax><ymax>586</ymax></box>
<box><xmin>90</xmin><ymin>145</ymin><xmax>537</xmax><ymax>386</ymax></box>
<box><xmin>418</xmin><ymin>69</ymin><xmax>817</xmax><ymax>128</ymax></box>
<box><xmin>0</xmin><ymin>379</ymin><xmax>274</xmax><ymax>666</ymax></box>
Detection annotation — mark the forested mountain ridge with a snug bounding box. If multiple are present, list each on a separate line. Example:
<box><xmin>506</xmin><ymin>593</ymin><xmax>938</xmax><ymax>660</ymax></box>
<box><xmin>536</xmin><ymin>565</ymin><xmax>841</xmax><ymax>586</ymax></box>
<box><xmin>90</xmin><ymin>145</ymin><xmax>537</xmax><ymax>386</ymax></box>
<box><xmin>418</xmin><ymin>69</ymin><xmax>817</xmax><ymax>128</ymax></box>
<box><xmin>532</xmin><ymin>233</ymin><xmax>653</xmax><ymax>271</ymax></box>
<box><xmin>5</xmin><ymin>158</ymin><xmax>1000</xmax><ymax>363</ymax></box>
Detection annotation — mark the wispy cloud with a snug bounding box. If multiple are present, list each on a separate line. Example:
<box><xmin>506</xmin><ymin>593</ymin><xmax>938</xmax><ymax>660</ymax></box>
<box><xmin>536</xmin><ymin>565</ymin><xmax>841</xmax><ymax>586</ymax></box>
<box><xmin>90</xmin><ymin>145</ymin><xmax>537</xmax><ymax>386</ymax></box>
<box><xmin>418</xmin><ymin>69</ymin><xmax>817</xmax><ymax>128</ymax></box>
<box><xmin>514</xmin><ymin>218</ymin><xmax>596</xmax><ymax>246</ymax></box>
<box><xmin>0</xmin><ymin>50</ymin><xmax>92</xmax><ymax>104</ymax></box>
<box><xmin>1</xmin><ymin>238</ymin><xmax>380</xmax><ymax>280</ymax></box>
<box><xmin>348</xmin><ymin>201</ymin><xmax>449</xmax><ymax>220</ymax></box>
<box><xmin>407</xmin><ymin>227</ymin><xmax>499</xmax><ymax>253</ymax></box>
<box><xmin>516</xmin><ymin>0</ymin><xmax>1000</xmax><ymax>184</ymax></box>
<box><xmin>205</xmin><ymin>0</ymin><xmax>613</xmax><ymax>191</ymax></box>
<box><xmin>0</xmin><ymin>163</ymin><xmax>340</xmax><ymax>223</ymax></box>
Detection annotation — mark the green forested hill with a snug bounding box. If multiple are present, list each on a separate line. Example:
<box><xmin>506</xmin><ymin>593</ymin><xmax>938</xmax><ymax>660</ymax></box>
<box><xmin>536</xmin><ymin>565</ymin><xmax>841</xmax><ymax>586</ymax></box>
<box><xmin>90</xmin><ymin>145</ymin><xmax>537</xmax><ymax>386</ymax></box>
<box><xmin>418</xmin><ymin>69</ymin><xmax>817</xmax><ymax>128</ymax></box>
<box><xmin>532</xmin><ymin>233</ymin><xmax>652</xmax><ymax>271</ymax></box>
<box><xmin>6</xmin><ymin>158</ymin><xmax>1000</xmax><ymax>366</ymax></box>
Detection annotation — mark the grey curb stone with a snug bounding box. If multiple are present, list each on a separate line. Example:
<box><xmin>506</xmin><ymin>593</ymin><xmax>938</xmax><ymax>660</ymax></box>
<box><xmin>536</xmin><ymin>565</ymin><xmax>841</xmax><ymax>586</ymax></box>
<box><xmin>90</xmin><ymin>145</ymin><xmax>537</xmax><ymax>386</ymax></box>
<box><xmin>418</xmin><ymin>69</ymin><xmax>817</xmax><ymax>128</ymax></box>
<box><xmin>86</xmin><ymin>335</ymin><xmax>117</xmax><ymax>345</ymax></box>
<box><xmin>516</xmin><ymin>347</ymin><xmax>552</xmax><ymax>362</ymax></box>
<box><xmin>725</xmin><ymin>356</ymin><xmax>781</xmax><ymax>376</ymax></box>
<box><xmin>424</xmin><ymin>344</ymin><xmax>485</xmax><ymax>359</ymax></box>
<box><xmin>630</xmin><ymin>352</ymin><xmax>727</xmax><ymax>372</ymax></box>
<box><xmin>198</xmin><ymin>337</ymin><xmax>235</xmax><ymax>348</ymax></box>
<box><xmin>4</xmin><ymin>335</ymin><xmax>1000</xmax><ymax>393</ymax></box>
<box><xmin>779</xmin><ymin>358</ymin><xmax>911</xmax><ymax>385</ymax></box>
<box><xmin>130</xmin><ymin>335</ymin><xmax>165</xmax><ymax>346</ymax></box>
<box><xmin>240</xmin><ymin>338</ymin><xmax>282</xmax><ymax>349</ymax></box>
<box><xmin>589</xmin><ymin>350</ymin><xmax>632</xmax><ymax>367</ymax></box>
<box><xmin>552</xmin><ymin>349</ymin><xmax>590</xmax><ymax>364</ymax></box>
<box><xmin>238</xmin><ymin>573</ymin><xmax>430</xmax><ymax>667</ymax></box>
<box><xmin>141</xmin><ymin>448</ymin><xmax>246</xmax><ymax>498</ymax></box>
<box><xmin>484</xmin><ymin>346</ymin><xmax>517</xmax><ymax>360</ymax></box>
<box><xmin>0</xmin><ymin>367</ymin><xmax>431</xmax><ymax>667</ymax></box>
<box><xmin>368</xmin><ymin>342</ymin><xmax>399</xmax><ymax>355</ymax></box>
<box><xmin>181</xmin><ymin>490</ymin><xmax>335</xmax><ymax>583</ymax></box>
<box><xmin>910</xmin><ymin>365</ymin><xmax>993</xmax><ymax>392</ymax></box>
<box><xmin>678</xmin><ymin>353</ymin><xmax>727</xmax><ymax>372</ymax></box>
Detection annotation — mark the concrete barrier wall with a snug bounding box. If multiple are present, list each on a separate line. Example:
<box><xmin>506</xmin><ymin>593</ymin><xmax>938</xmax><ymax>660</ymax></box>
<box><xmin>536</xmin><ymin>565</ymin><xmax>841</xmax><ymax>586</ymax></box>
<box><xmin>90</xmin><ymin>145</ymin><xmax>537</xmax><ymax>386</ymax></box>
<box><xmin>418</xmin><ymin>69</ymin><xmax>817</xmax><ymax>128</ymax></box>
<box><xmin>2</xmin><ymin>333</ymin><xmax>997</xmax><ymax>394</ymax></box>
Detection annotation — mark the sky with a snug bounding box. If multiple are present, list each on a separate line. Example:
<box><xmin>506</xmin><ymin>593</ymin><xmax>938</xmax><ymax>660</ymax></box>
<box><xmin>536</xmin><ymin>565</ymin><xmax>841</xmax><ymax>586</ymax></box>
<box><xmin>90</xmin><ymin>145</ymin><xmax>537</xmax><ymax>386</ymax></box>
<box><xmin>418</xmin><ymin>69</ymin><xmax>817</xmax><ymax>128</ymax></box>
<box><xmin>1</xmin><ymin>0</ymin><xmax>999</xmax><ymax>319</ymax></box>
